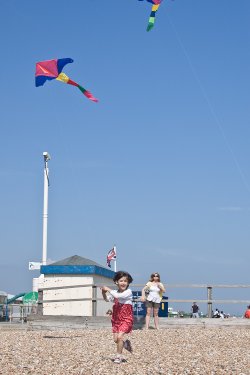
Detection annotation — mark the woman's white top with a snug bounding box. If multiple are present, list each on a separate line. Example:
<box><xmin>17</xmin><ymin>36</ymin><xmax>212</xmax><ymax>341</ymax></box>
<box><xmin>147</xmin><ymin>284</ymin><xmax>162</xmax><ymax>304</ymax></box>
<box><xmin>107</xmin><ymin>288</ymin><xmax>133</xmax><ymax>305</ymax></box>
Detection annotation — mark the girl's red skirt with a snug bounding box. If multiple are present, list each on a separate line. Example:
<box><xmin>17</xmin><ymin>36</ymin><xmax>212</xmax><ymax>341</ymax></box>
<box><xmin>112</xmin><ymin>300</ymin><xmax>133</xmax><ymax>333</ymax></box>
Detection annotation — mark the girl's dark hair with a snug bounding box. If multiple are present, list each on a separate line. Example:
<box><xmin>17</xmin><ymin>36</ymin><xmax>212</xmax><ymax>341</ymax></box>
<box><xmin>113</xmin><ymin>271</ymin><xmax>133</xmax><ymax>284</ymax></box>
<box><xmin>150</xmin><ymin>272</ymin><xmax>161</xmax><ymax>282</ymax></box>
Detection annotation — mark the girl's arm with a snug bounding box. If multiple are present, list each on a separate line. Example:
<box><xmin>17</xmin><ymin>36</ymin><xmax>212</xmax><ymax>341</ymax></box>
<box><xmin>101</xmin><ymin>288</ymin><xmax>109</xmax><ymax>302</ymax></box>
<box><xmin>101</xmin><ymin>286</ymin><xmax>112</xmax><ymax>293</ymax></box>
<box><xmin>101</xmin><ymin>286</ymin><xmax>114</xmax><ymax>302</ymax></box>
<box><xmin>109</xmin><ymin>289</ymin><xmax>132</xmax><ymax>299</ymax></box>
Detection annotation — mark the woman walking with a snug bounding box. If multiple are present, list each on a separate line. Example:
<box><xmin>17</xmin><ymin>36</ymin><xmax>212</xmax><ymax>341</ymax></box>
<box><xmin>141</xmin><ymin>272</ymin><xmax>165</xmax><ymax>330</ymax></box>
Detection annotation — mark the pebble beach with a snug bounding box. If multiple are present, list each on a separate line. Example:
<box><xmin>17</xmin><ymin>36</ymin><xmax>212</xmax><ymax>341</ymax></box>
<box><xmin>1</xmin><ymin>327</ymin><xmax>250</xmax><ymax>375</ymax></box>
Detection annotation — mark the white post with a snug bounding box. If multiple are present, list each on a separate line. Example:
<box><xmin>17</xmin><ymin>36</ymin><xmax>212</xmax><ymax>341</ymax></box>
<box><xmin>42</xmin><ymin>152</ymin><xmax>51</xmax><ymax>265</ymax></box>
<box><xmin>113</xmin><ymin>245</ymin><xmax>117</xmax><ymax>272</ymax></box>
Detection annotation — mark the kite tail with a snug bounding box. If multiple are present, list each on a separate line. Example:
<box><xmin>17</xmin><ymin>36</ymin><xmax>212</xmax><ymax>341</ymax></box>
<box><xmin>147</xmin><ymin>4</ymin><xmax>160</xmax><ymax>32</ymax></box>
<box><xmin>77</xmin><ymin>84</ymin><xmax>99</xmax><ymax>103</ymax></box>
<box><xmin>67</xmin><ymin>79</ymin><xmax>98</xmax><ymax>102</ymax></box>
<box><xmin>56</xmin><ymin>73</ymin><xmax>98</xmax><ymax>102</ymax></box>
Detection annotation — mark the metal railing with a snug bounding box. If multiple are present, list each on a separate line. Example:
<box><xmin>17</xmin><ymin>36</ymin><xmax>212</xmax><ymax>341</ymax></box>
<box><xmin>37</xmin><ymin>283</ymin><xmax>250</xmax><ymax>318</ymax></box>
<box><xmin>0</xmin><ymin>303</ymin><xmax>38</xmax><ymax>323</ymax></box>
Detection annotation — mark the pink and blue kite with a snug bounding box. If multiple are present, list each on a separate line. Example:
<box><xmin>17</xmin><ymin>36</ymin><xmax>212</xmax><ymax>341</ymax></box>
<box><xmin>35</xmin><ymin>58</ymin><xmax>98</xmax><ymax>102</ymax></box>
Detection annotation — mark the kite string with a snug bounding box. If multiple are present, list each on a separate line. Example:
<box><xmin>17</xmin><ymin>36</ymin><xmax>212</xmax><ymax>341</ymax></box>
<box><xmin>167</xmin><ymin>14</ymin><xmax>250</xmax><ymax>195</ymax></box>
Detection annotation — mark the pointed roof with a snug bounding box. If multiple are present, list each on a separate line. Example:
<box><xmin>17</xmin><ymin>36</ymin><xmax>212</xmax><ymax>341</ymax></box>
<box><xmin>41</xmin><ymin>254</ymin><xmax>114</xmax><ymax>278</ymax></box>
<box><xmin>51</xmin><ymin>255</ymin><xmax>103</xmax><ymax>267</ymax></box>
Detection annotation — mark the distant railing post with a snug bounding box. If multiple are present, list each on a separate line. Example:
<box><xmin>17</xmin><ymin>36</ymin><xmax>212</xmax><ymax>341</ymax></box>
<box><xmin>37</xmin><ymin>289</ymin><xmax>43</xmax><ymax>316</ymax></box>
<box><xmin>92</xmin><ymin>286</ymin><xmax>97</xmax><ymax>317</ymax></box>
<box><xmin>19</xmin><ymin>304</ymin><xmax>24</xmax><ymax>324</ymax></box>
<box><xmin>207</xmin><ymin>286</ymin><xmax>212</xmax><ymax>318</ymax></box>
<box><xmin>5</xmin><ymin>304</ymin><xmax>8</xmax><ymax>322</ymax></box>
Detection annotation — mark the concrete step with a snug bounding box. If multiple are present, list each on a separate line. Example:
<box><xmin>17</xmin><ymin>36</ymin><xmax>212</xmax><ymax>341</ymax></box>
<box><xmin>0</xmin><ymin>322</ymin><xmax>28</xmax><ymax>331</ymax></box>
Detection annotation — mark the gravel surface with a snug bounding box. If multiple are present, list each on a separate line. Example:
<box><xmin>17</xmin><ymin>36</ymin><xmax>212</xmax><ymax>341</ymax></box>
<box><xmin>1</xmin><ymin>328</ymin><xmax>250</xmax><ymax>374</ymax></box>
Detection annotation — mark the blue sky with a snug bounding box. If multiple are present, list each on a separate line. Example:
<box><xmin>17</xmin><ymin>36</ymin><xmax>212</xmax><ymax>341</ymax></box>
<box><xmin>0</xmin><ymin>1</ymin><xmax>250</xmax><ymax>314</ymax></box>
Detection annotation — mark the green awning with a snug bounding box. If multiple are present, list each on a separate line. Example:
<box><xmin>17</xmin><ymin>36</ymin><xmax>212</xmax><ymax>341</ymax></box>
<box><xmin>22</xmin><ymin>292</ymin><xmax>38</xmax><ymax>304</ymax></box>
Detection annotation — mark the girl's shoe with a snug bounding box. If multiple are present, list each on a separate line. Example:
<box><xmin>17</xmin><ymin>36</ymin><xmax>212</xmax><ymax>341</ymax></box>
<box><xmin>114</xmin><ymin>356</ymin><xmax>122</xmax><ymax>364</ymax></box>
<box><xmin>124</xmin><ymin>339</ymin><xmax>133</xmax><ymax>353</ymax></box>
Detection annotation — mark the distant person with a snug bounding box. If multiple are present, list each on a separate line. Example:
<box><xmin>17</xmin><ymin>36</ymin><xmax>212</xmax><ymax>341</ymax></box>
<box><xmin>141</xmin><ymin>272</ymin><xmax>165</xmax><ymax>330</ymax></box>
<box><xmin>244</xmin><ymin>305</ymin><xmax>250</xmax><ymax>319</ymax></box>
<box><xmin>191</xmin><ymin>302</ymin><xmax>199</xmax><ymax>318</ymax></box>
<box><xmin>106</xmin><ymin>309</ymin><xmax>112</xmax><ymax>319</ymax></box>
<box><xmin>101</xmin><ymin>271</ymin><xmax>133</xmax><ymax>364</ymax></box>
<box><xmin>213</xmin><ymin>308</ymin><xmax>220</xmax><ymax>318</ymax></box>
<box><xmin>220</xmin><ymin>311</ymin><xmax>225</xmax><ymax>319</ymax></box>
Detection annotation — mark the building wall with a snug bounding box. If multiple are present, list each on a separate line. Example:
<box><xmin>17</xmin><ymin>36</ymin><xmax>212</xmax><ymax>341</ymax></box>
<box><xmin>41</xmin><ymin>274</ymin><xmax>113</xmax><ymax>316</ymax></box>
<box><xmin>93</xmin><ymin>275</ymin><xmax>114</xmax><ymax>316</ymax></box>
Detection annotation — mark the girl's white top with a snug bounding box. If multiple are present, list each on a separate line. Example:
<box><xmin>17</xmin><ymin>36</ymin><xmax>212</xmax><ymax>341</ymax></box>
<box><xmin>147</xmin><ymin>284</ymin><xmax>162</xmax><ymax>303</ymax></box>
<box><xmin>107</xmin><ymin>288</ymin><xmax>133</xmax><ymax>305</ymax></box>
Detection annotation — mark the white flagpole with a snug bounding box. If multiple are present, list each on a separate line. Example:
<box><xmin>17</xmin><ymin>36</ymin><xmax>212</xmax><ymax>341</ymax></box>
<box><xmin>113</xmin><ymin>245</ymin><xmax>117</xmax><ymax>272</ymax></box>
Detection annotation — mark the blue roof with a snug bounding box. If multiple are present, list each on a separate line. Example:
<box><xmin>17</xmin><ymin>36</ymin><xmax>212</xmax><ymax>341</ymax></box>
<box><xmin>41</xmin><ymin>264</ymin><xmax>115</xmax><ymax>278</ymax></box>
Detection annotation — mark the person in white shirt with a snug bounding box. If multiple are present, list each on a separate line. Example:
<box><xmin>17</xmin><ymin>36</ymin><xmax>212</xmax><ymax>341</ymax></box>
<box><xmin>220</xmin><ymin>311</ymin><xmax>225</xmax><ymax>319</ymax></box>
<box><xmin>213</xmin><ymin>308</ymin><xmax>220</xmax><ymax>318</ymax></box>
<box><xmin>141</xmin><ymin>272</ymin><xmax>165</xmax><ymax>330</ymax></box>
<box><xmin>101</xmin><ymin>270</ymin><xmax>133</xmax><ymax>364</ymax></box>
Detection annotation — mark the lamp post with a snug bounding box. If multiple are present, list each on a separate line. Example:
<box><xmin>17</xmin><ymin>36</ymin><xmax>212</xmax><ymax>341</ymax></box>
<box><xmin>42</xmin><ymin>152</ymin><xmax>51</xmax><ymax>265</ymax></box>
<box><xmin>113</xmin><ymin>245</ymin><xmax>117</xmax><ymax>272</ymax></box>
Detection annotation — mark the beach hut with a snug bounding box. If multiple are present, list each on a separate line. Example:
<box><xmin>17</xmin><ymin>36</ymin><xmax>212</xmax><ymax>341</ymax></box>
<box><xmin>40</xmin><ymin>255</ymin><xmax>114</xmax><ymax>317</ymax></box>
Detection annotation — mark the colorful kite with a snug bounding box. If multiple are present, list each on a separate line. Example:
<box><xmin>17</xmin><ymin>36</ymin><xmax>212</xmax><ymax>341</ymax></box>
<box><xmin>138</xmin><ymin>0</ymin><xmax>163</xmax><ymax>31</ymax></box>
<box><xmin>35</xmin><ymin>58</ymin><xmax>98</xmax><ymax>102</ymax></box>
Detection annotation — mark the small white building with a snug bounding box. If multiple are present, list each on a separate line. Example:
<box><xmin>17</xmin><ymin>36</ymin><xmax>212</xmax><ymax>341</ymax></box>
<box><xmin>39</xmin><ymin>255</ymin><xmax>114</xmax><ymax>317</ymax></box>
<box><xmin>0</xmin><ymin>291</ymin><xmax>7</xmax><ymax>320</ymax></box>
<box><xmin>0</xmin><ymin>291</ymin><xmax>7</xmax><ymax>304</ymax></box>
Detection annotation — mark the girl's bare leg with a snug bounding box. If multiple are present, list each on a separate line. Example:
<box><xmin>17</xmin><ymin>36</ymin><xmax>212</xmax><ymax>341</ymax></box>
<box><xmin>117</xmin><ymin>332</ymin><xmax>125</xmax><ymax>354</ymax></box>
<box><xmin>145</xmin><ymin>307</ymin><xmax>151</xmax><ymax>329</ymax></box>
<box><xmin>113</xmin><ymin>333</ymin><xmax>118</xmax><ymax>344</ymax></box>
<box><xmin>153</xmin><ymin>307</ymin><xmax>159</xmax><ymax>329</ymax></box>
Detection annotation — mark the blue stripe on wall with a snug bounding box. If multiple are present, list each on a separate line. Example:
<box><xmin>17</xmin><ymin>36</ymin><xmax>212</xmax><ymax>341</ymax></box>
<box><xmin>40</xmin><ymin>265</ymin><xmax>115</xmax><ymax>279</ymax></box>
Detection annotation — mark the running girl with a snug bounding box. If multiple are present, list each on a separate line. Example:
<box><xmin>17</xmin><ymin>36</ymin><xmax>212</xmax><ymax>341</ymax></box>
<box><xmin>101</xmin><ymin>271</ymin><xmax>133</xmax><ymax>364</ymax></box>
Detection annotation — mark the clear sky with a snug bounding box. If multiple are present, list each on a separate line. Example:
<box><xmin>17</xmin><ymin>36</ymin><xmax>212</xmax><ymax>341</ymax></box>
<box><xmin>0</xmin><ymin>1</ymin><xmax>250</xmax><ymax>314</ymax></box>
